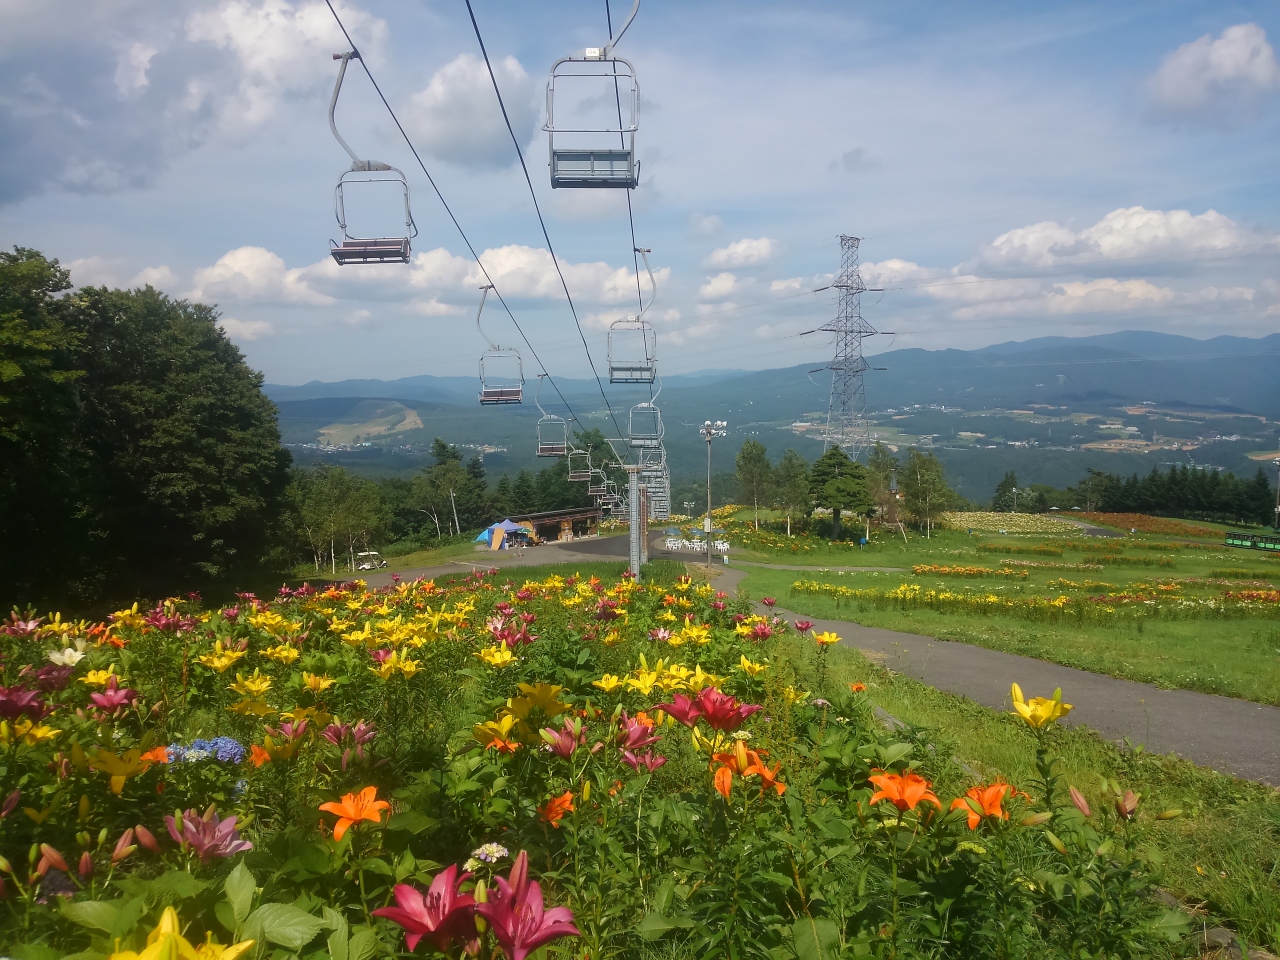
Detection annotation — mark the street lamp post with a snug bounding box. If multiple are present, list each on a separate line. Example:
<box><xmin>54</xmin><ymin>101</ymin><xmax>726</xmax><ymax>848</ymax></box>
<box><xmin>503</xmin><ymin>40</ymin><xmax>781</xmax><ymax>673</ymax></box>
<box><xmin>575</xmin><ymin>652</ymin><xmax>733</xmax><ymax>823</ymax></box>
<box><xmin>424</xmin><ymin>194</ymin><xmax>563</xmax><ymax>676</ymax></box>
<box><xmin>700</xmin><ymin>420</ymin><xmax>727</xmax><ymax>573</ymax></box>
<box><xmin>1273</xmin><ymin>458</ymin><xmax>1280</xmax><ymax>531</ymax></box>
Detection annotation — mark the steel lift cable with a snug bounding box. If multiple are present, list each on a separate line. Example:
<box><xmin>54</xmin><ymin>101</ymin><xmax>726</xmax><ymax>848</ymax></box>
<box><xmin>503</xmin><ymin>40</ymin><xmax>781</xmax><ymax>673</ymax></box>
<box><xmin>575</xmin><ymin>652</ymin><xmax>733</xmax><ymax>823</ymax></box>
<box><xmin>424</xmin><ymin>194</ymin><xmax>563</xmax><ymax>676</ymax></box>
<box><xmin>322</xmin><ymin>0</ymin><xmax>585</xmax><ymax>430</ymax></box>
<box><xmin>462</xmin><ymin>0</ymin><xmax>628</xmax><ymax>448</ymax></box>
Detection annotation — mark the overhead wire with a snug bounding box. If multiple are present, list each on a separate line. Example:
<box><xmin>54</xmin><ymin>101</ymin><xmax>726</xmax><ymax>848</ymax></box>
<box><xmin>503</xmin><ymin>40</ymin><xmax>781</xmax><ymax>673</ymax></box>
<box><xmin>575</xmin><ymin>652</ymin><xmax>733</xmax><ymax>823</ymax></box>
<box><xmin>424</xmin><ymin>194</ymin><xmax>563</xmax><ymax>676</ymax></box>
<box><xmin>461</xmin><ymin>0</ymin><xmax>628</xmax><ymax>448</ymax></box>
<box><xmin>319</xmin><ymin>0</ymin><xmax>589</xmax><ymax>431</ymax></box>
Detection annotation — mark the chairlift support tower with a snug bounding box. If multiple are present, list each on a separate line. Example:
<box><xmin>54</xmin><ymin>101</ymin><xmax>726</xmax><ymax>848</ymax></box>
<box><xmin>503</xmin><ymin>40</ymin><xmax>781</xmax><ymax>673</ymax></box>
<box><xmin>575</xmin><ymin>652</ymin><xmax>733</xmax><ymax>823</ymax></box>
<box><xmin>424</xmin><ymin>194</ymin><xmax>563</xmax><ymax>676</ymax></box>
<box><xmin>822</xmin><ymin>236</ymin><xmax>878</xmax><ymax>459</ymax></box>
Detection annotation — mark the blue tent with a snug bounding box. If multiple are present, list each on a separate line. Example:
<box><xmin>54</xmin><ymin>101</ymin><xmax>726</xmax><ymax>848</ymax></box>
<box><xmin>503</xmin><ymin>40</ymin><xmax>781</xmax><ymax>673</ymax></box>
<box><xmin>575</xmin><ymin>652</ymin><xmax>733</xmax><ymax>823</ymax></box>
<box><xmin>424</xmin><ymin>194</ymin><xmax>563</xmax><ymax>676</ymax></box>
<box><xmin>475</xmin><ymin>519</ymin><xmax>527</xmax><ymax>547</ymax></box>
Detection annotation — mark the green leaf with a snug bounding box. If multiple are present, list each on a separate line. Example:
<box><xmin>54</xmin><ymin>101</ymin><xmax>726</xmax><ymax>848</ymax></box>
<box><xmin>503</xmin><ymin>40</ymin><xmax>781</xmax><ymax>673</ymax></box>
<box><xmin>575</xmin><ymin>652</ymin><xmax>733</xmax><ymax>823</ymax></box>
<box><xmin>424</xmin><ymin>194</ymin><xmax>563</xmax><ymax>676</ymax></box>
<box><xmin>791</xmin><ymin>917</ymin><xmax>841</xmax><ymax>960</ymax></box>
<box><xmin>148</xmin><ymin>869</ymin><xmax>208</xmax><ymax>904</ymax></box>
<box><xmin>10</xmin><ymin>946</ymin><xmax>64</xmax><ymax>960</ymax></box>
<box><xmin>358</xmin><ymin>857</ymin><xmax>393</xmax><ymax>876</ymax></box>
<box><xmin>637</xmin><ymin>913</ymin><xmax>693</xmax><ymax>940</ymax></box>
<box><xmin>348</xmin><ymin>928</ymin><xmax>380</xmax><ymax>960</ymax></box>
<box><xmin>386</xmin><ymin>810</ymin><xmax>438</xmax><ymax>835</ymax></box>
<box><xmin>60</xmin><ymin>900</ymin><xmax>120</xmax><ymax>933</ymax></box>
<box><xmin>1148</xmin><ymin>909</ymin><xmax>1190</xmax><ymax>942</ymax></box>
<box><xmin>324</xmin><ymin>906</ymin><xmax>349</xmax><ymax>960</ymax></box>
<box><xmin>224</xmin><ymin>861</ymin><xmax>257</xmax><ymax>925</ymax></box>
<box><xmin>214</xmin><ymin>900</ymin><xmax>237</xmax><ymax>936</ymax></box>
<box><xmin>244</xmin><ymin>903</ymin><xmax>326</xmax><ymax>952</ymax></box>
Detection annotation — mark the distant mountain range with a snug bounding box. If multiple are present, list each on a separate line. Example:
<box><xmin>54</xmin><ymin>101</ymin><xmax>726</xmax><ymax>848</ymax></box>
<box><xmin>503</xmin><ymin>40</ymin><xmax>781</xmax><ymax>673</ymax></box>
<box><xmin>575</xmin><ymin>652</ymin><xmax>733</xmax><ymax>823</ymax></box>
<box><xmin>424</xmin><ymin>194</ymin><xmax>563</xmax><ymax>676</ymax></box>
<box><xmin>264</xmin><ymin>330</ymin><xmax>1280</xmax><ymax>499</ymax></box>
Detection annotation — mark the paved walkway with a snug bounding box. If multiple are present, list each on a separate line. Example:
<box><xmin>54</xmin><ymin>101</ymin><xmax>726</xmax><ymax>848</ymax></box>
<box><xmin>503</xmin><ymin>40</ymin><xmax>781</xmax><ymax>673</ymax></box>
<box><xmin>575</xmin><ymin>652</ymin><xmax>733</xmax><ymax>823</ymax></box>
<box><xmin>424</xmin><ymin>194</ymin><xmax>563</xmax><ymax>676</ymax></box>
<box><xmin>718</xmin><ymin>567</ymin><xmax>1280</xmax><ymax>786</ymax></box>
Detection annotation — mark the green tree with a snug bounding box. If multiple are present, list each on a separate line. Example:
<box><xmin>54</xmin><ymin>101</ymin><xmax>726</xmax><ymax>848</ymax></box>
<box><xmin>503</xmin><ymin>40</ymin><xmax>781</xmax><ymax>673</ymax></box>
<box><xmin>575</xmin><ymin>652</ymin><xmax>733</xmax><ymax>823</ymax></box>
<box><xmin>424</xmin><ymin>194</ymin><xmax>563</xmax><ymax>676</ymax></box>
<box><xmin>735</xmin><ymin>439</ymin><xmax>774</xmax><ymax>529</ymax></box>
<box><xmin>772</xmin><ymin>449</ymin><xmax>811</xmax><ymax>537</ymax></box>
<box><xmin>901</xmin><ymin>448</ymin><xmax>954</xmax><ymax>538</ymax></box>
<box><xmin>809</xmin><ymin>446</ymin><xmax>870</xmax><ymax>540</ymax></box>
<box><xmin>0</xmin><ymin>250</ymin><xmax>291</xmax><ymax>607</ymax></box>
<box><xmin>291</xmin><ymin>464</ymin><xmax>384</xmax><ymax>574</ymax></box>
<box><xmin>992</xmin><ymin>471</ymin><xmax>1019</xmax><ymax>512</ymax></box>
<box><xmin>866</xmin><ymin>441</ymin><xmax>900</xmax><ymax>520</ymax></box>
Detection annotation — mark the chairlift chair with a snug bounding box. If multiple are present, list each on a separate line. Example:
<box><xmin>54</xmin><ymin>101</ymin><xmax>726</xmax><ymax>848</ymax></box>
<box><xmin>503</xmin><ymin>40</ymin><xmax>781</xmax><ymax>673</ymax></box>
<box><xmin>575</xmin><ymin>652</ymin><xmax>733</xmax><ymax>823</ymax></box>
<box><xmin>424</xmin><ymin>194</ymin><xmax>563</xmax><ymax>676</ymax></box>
<box><xmin>473</xmin><ymin>285</ymin><xmax>524</xmax><ymax>404</ymax></box>
<box><xmin>588</xmin><ymin>468</ymin><xmax>608</xmax><ymax>498</ymax></box>
<box><xmin>628</xmin><ymin>401</ymin><xmax>664</xmax><ymax>448</ymax></box>
<box><xmin>328</xmin><ymin>52</ymin><xmax>417</xmax><ymax>265</ymax></box>
<box><xmin>544</xmin><ymin>0</ymin><xmax>641</xmax><ymax>188</ymax></box>
<box><xmin>534</xmin><ymin>374</ymin><xmax>569</xmax><ymax>457</ymax></box>
<box><xmin>567</xmin><ymin>448</ymin><xmax>592</xmax><ymax>481</ymax></box>
<box><xmin>608</xmin><ymin>249</ymin><xmax>658</xmax><ymax>383</ymax></box>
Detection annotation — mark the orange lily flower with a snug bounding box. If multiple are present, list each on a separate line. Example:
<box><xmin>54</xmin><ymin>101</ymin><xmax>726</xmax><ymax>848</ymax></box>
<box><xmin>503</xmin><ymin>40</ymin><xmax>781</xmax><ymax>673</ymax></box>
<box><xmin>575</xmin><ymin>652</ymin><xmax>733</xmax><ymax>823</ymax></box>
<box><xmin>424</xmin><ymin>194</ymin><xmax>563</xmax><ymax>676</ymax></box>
<box><xmin>319</xmin><ymin>785</ymin><xmax>390</xmax><ymax>840</ymax></box>
<box><xmin>539</xmin><ymin>790</ymin><xmax>575</xmax><ymax>827</ymax></box>
<box><xmin>139</xmin><ymin>746</ymin><xmax>170</xmax><ymax>765</ymax></box>
<box><xmin>746</xmin><ymin>756</ymin><xmax>787</xmax><ymax>796</ymax></box>
<box><xmin>868</xmin><ymin>770</ymin><xmax>941</xmax><ymax>813</ymax></box>
<box><xmin>711</xmin><ymin>741</ymin><xmax>757</xmax><ymax>799</ymax></box>
<box><xmin>849</xmin><ymin>683</ymin><xmax>867</xmax><ymax>693</ymax></box>
<box><xmin>249</xmin><ymin>744</ymin><xmax>271</xmax><ymax>768</ymax></box>
<box><xmin>949</xmin><ymin>783</ymin><xmax>1016</xmax><ymax>830</ymax></box>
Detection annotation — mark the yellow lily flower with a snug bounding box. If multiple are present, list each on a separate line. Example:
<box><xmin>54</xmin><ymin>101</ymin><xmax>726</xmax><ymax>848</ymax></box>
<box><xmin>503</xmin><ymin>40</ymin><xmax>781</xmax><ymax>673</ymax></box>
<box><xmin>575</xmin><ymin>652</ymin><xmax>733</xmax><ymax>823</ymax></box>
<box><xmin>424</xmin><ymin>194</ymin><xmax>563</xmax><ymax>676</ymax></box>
<box><xmin>813</xmin><ymin>631</ymin><xmax>841</xmax><ymax>646</ymax></box>
<box><xmin>342</xmin><ymin>622</ymin><xmax>375</xmax><ymax>647</ymax></box>
<box><xmin>656</xmin><ymin>610</ymin><xmax>678</xmax><ymax>623</ymax></box>
<box><xmin>475</xmin><ymin>646</ymin><xmax>517</xmax><ymax>668</ymax></box>
<box><xmin>682</xmin><ymin>624</ymin><xmax>712</xmax><ymax>644</ymax></box>
<box><xmin>262</xmin><ymin>644</ymin><xmax>300</xmax><ymax>665</ymax></box>
<box><xmin>1010</xmin><ymin>683</ymin><xmax>1072</xmax><ymax>729</ymax></box>
<box><xmin>302</xmin><ymin>672</ymin><xmax>335</xmax><ymax>694</ymax></box>
<box><xmin>691</xmin><ymin>728</ymin><xmax>730</xmax><ymax>754</ymax></box>
<box><xmin>89</xmin><ymin>747</ymin><xmax>155</xmax><ymax>795</ymax></box>
<box><xmin>506</xmin><ymin>683</ymin><xmax>569</xmax><ymax>721</ymax></box>
<box><xmin>473</xmin><ymin>714</ymin><xmax>519</xmax><ymax>748</ymax></box>
<box><xmin>686</xmin><ymin>665</ymin><xmax>723</xmax><ymax>692</ymax></box>
<box><xmin>80</xmin><ymin>665</ymin><xmax>118</xmax><ymax>686</ymax></box>
<box><xmin>109</xmin><ymin>602</ymin><xmax>145</xmax><ymax>631</ymax></box>
<box><xmin>280</xmin><ymin>705</ymin><xmax>332</xmax><ymax>726</ymax></box>
<box><xmin>228</xmin><ymin>668</ymin><xmax>272</xmax><ymax>698</ymax></box>
<box><xmin>0</xmin><ymin>718</ymin><xmax>61</xmax><ymax>747</ymax></box>
<box><xmin>782</xmin><ymin>685</ymin><xmax>810</xmax><ymax>706</ymax></box>
<box><xmin>600</xmin><ymin>630</ymin><xmax>623</xmax><ymax>647</ymax></box>
<box><xmin>738</xmin><ymin>656</ymin><xmax>768</xmax><ymax>678</ymax></box>
<box><xmin>397</xmin><ymin>657</ymin><xmax>421</xmax><ymax>679</ymax></box>
<box><xmin>592</xmin><ymin>674</ymin><xmax>624</xmax><ymax>693</ymax></box>
<box><xmin>196</xmin><ymin>642</ymin><xmax>246</xmax><ymax>673</ymax></box>
<box><xmin>227</xmin><ymin>698</ymin><xmax>275</xmax><ymax>717</ymax></box>
<box><xmin>107</xmin><ymin>905</ymin><xmax>254</xmax><ymax>960</ymax></box>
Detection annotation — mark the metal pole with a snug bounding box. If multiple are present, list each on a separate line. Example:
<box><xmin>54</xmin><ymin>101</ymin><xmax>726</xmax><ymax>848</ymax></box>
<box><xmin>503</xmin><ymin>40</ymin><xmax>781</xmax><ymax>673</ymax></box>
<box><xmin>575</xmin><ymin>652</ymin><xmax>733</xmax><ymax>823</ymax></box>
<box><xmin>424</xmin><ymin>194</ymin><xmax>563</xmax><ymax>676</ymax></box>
<box><xmin>640</xmin><ymin>485</ymin><xmax>649</xmax><ymax>564</ymax></box>
<box><xmin>1273</xmin><ymin>459</ymin><xmax>1279</xmax><ymax>530</ymax></box>
<box><xmin>706</xmin><ymin>433</ymin><xmax>713</xmax><ymax>574</ymax></box>
<box><xmin>627</xmin><ymin>466</ymin><xmax>642</xmax><ymax>580</ymax></box>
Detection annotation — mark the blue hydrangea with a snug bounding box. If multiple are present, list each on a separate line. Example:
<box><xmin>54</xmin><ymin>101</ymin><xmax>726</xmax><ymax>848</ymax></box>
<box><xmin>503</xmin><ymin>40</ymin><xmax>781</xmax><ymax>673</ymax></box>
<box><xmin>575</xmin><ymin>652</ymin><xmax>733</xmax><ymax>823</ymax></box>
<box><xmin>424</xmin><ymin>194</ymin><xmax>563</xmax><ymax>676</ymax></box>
<box><xmin>167</xmin><ymin>737</ymin><xmax>247</xmax><ymax>764</ymax></box>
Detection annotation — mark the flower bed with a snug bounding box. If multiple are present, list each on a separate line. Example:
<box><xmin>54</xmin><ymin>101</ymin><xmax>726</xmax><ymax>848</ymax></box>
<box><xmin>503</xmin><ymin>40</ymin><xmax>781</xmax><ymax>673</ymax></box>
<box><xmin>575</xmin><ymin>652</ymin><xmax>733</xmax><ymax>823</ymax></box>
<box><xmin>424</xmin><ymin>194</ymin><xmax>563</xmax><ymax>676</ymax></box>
<box><xmin>939</xmin><ymin>512</ymin><xmax>1075</xmax><ymax>534</ymax></box>
<box><xmin>0</xmin><ymin>570</ymin><xmax>1190</xmax><ymax>958</ymax></box>
<box><xmin>913</xmin><ymin>564</ymin><xmax>1029</xmax><ymax>580</ymax></box>
<box><xmin>791</xmin><ymin>578</ymin><xmax>1280</xmax><ymax>624</ymax></box>
<box><xmin>1076</xmin><ymin>513</ymin><xmax>1221</xmax><ymax>538</ymax></box>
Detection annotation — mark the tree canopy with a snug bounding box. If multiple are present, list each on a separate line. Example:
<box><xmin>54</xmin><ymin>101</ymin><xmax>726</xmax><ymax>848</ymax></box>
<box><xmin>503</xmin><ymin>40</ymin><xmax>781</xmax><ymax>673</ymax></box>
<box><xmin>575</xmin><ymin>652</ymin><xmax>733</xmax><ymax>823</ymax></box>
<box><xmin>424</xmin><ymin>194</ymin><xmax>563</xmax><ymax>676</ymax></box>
<box><xmin>0</xmin><ymin>248</ymin><xmax>291</xmax><ymax>608</ymax></box>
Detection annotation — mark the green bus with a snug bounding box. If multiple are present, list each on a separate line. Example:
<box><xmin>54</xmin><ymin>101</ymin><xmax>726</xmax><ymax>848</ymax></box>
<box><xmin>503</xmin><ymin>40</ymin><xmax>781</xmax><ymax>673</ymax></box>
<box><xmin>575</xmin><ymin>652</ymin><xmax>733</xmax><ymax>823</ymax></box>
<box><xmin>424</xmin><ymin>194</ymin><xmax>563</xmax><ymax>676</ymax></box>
<box><xmin>1225</xmin><ymin>531</ymin><xmax>1280</xmax><ymax>552</ymax></box>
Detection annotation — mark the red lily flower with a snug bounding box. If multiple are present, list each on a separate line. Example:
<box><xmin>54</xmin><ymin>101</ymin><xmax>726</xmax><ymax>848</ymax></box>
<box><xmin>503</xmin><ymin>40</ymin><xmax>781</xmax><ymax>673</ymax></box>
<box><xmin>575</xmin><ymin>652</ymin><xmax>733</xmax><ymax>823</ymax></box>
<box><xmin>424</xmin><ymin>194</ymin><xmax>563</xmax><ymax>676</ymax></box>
<box><xmin>651</xmin><ymin>693</ymin><xmax>701</xmax><ymax>728</ymax></box>
<box><xmin>694</xmin><ymin>687</ymin><xmax>762</xmax><ymax>732</ymax></box>
<box><xmin>477</xmin><ymin>851</ymin><xmax>580</xmax><ymax>960</ymax></box>
<box><xmin>372</xmin><ymin>864</ymin><xmax>477</xmax><ymax>954</ymax></box>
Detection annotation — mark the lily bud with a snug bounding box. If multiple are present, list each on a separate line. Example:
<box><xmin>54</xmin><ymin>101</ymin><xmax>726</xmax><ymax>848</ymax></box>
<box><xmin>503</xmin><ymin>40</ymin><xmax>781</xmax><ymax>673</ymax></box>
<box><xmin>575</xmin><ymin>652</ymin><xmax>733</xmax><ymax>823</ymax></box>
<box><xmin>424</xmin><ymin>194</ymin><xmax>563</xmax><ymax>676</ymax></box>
<box><xmin>78</xmin><ymin>851</ymin><xmax>94</xmax><ymax>879</ymax></box>
<box><xmin>0</xmin><ymin>854</ymin><xmax>12</xmax><ymax>873</ymax></box>
<box><xmin>1114</xmin><ymin>790</ymin><xmax>1140</xmax><ymax>820</ymax></box>
<box><xmin>39</xmin><ymin>844</ymin><xmax>69</xmax><ymax>873</ymax></box>
<box><xmin>78</xmin><ymin>793</ymin><xmax>91</xmax><ymax>823</ymax></box>
<box><xmin>1020</xmin><ymin>811</ymin><xmax>1052</xmax><ymax>827</ymax></box>
<box><xmin>134</xmin><ymin>824</ymin><xmax>161</xmax><ymax>853</ymax></box>
<box><xmin>0</xmin><ymin>789</ymin><xmax>20</xmax><ymax>818</ymax></box>
<box><xmin>1045</xmin><ymin>830</ymin><xmax>1068</xmax><ymax>855</ymax></box>
<box><xmin>112</xmin><ymin>829</ymin><xmax>136</xmax><ymax>864</ymax></box>
<box><xmin>77</xmin><ymin>831</ymin><xmax>91</xmax><ymax>849</ymax></box>
<box><xmin>1068</xmin><ymin>787</ymin><xmax>1091</xmax><ymax>817</ymax></box>
<box><xmin>1156</xmin><ymin>808</ymin><xmax>1182</xmax><ymax>821</ymax></box>
<box><xmin>581</xmin><ymin>780</ymin><xmax>591</xmax><ymax>802</ymax></box>
<box><xmin>97</xmin><ymin>827</ymin><xmax>108</xmax><ymax>848</ymax></box>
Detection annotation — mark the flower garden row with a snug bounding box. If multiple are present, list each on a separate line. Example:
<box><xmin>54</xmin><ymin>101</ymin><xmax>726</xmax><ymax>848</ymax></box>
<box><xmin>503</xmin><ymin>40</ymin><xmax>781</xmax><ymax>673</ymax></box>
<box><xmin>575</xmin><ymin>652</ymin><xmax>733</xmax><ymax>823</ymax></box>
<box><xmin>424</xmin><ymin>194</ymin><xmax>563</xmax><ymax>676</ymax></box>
<box><xmin>1</xmin><ymin>568</ymin><xmax>1189</xmax><ymax>958</ymax></box>
<box><xmin>792</xmin><ymin>578</ymin><xmax>1280</xmax><ymax>624</ymax></box>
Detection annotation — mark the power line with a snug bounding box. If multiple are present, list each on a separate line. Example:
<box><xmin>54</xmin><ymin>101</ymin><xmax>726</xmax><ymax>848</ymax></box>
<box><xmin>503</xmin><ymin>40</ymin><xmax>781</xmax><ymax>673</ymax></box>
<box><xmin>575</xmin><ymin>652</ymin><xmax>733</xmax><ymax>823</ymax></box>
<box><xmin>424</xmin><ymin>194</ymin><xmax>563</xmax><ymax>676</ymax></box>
<box><xmin>321</xmin><ymin>0</ymin><xmax>585</xmax><ymax>426</ymax></box>
<box><xmin>462</xmin><ymin>0</ymin><xmax>627</xmax><ymax>446</ymax></box>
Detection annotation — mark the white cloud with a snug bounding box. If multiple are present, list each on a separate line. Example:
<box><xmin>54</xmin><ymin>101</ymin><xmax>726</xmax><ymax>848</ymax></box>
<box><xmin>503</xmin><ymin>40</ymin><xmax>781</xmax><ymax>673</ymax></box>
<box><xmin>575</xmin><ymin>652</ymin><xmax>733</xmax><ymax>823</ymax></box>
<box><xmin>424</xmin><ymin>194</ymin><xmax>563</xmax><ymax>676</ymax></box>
<box><xmin>405</xmin><ymin>53</ymin><xmax>536</xmax><ymax>168</ymax></box>
<box><xmin>770</xmin><ymin>277</ymin><xmax>804</xmax><ymax>292</ymax></box>
<box><xmin>689</xmin><ymin>213</ymin><xmax>723</xmax><ymax>237</ymax></box>
<box><xmin>860</xmin><ymin>259</ymin><xmax>937</xmax><ymax>287</ymax></box>
<box><xmin>188</xmin><ymin>246</ymin><xmax>332</xmax><ymax>304</ymax></box>
<box><xmin>1147</xmin><ymin>23</ymin><xmax>1280</xmax><ymax>124</ymax></box>
<box><xmin>706</xmin><ymin>237</ymin><xmax>778</xmax><ymax>269</ymax></box>
<box><xmin>407</xmin><ymin>298</ymin><xmax>465</xmax><ymax>317</ymax></box>
<box><xmin>114</xmin><ymin>42</ymin><xmax>158</xmax><ymax>95</ymax></box>
<box><xmin>699</xmin><ymin>272</ymin><xmax>738</xmax><ymax>300</ymax></box>
<box><xmin>185</xmin><ymin>0</ymin><xmax>386</xmax><ymax>128</ymax></box>
<box><xmin>67</xmin><ymin>256</ymin><xmax>128</xmax><ymax>288</ymax></box>
<box><xmin>979</xmin><ymin>206</ymin><xmax>1269</xmax><ymax>268</ymax></box>
<box><xmin>130</xmin><ymin>265</ymin><xmax>178</xmax><ymax>290</ymax></box>
<box><xmin>218</xmin><ymin>316</ymin><xmax>274</xmax><ymax>340</ymax></box>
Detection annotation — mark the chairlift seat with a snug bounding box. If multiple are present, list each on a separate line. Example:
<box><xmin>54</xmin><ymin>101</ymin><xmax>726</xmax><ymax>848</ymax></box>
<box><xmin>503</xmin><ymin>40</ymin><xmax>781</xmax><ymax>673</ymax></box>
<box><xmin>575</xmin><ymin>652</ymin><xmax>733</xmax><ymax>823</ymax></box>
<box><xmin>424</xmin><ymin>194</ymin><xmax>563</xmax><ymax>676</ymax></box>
<box><xmin>479</xmin><ymin>385</ymin><xmax>523</xmax><ymax>404</ymax></box>
<box><xmin>609</xmin><ymin>360</ymin><xmax>657</xmax><ymax>384</ymax></box>
<box><xmin>551</xmin><ymin>149</ymin><xmax>637</xmax><ymax>189</ymax></box>
<box><xmin>330</xmin><ymin>237</ymin><xmax>411</xmax><ymax>265</ymax></box>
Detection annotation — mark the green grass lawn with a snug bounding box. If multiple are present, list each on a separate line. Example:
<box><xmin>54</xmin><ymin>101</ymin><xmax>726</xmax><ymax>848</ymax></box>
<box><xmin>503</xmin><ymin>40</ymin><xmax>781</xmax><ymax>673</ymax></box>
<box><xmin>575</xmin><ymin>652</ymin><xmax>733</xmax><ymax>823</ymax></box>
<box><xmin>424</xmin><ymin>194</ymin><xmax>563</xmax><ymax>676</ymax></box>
<box><xmin>731</xmin><ymin>521</ymin><xmax>1280</xmax><ymax>705</ymax></box>
<box><xmin>817</xmin><ymin>641</ymin><xmax>1280</xmax><ymax>951</ymax></box>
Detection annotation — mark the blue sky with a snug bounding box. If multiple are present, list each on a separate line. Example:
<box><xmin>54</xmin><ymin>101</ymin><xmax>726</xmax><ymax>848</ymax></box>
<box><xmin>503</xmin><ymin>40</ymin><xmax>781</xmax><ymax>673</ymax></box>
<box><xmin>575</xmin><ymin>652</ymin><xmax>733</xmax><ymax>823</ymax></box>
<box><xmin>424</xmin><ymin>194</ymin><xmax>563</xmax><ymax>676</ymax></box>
<box><xmin>2</xmin><ymin>0</ymin><xmax>1278</xmax><ymax>384</ymax></box>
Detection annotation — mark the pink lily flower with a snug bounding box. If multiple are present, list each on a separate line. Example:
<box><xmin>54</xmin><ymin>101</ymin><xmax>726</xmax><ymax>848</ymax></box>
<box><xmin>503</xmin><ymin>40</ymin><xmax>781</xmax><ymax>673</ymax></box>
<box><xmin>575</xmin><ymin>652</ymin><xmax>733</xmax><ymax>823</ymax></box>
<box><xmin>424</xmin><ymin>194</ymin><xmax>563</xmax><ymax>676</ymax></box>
<box><xmin>621</xmin><ymin>750</ymin><xmax>667</xmax><ymax>773</ymax></box>
<box><xmin>373</xmin><ymin>865</ymin><xmax>477</xmax><ymax>954</ymax></box>
<box><xmin>540</xmin><ymin>718</ymin><xmax>584</xmax><ymax>758</ymax></box>
<box><xmin>651</xmin><ymin>693</ymin><xmax>701</xmax><ymax>728</ymax></box>
<box><xmin>477</xmin><ymin>851</ymin><xmax>580</xmax><ymax>960</ymax></box>
<box><xmin>164</xmin><ymin>807</ymin><xmax>252</xmax><ymax>864</ymax></box>
<box><xmin>89</xmin><ymin>676</ymin><xmax>138</xmax><ymax>711</ymax></box>
<box><xmin>616</xmin><ymin>712</ymin><xmax>661</xmax><ymax>750</ymax></box>
<box><xmin>693</xmin><ymin>687</ymin><xmax>762</xmax><ymax>732</ymax></box>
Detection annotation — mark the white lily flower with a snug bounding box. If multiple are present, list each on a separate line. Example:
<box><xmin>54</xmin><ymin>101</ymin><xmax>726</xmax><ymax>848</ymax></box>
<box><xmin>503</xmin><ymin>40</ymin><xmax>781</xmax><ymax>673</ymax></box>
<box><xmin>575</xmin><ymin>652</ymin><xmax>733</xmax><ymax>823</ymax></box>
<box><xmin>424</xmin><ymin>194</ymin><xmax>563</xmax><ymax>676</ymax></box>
<box><xmin>48</xmin><ymin>647</ymin><xmax>86</xmax><ymax>666</ymax></box>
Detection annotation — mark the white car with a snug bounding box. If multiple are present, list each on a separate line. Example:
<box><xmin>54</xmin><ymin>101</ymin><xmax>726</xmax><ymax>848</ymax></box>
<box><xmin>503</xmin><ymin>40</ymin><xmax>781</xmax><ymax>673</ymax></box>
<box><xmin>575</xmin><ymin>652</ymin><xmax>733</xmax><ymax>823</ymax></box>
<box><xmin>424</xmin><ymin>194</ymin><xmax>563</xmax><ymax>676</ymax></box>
<box><xmin>355</xmin><ymin>551</ymin><xmax>388</xmax><ymax>570</ymax></box>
